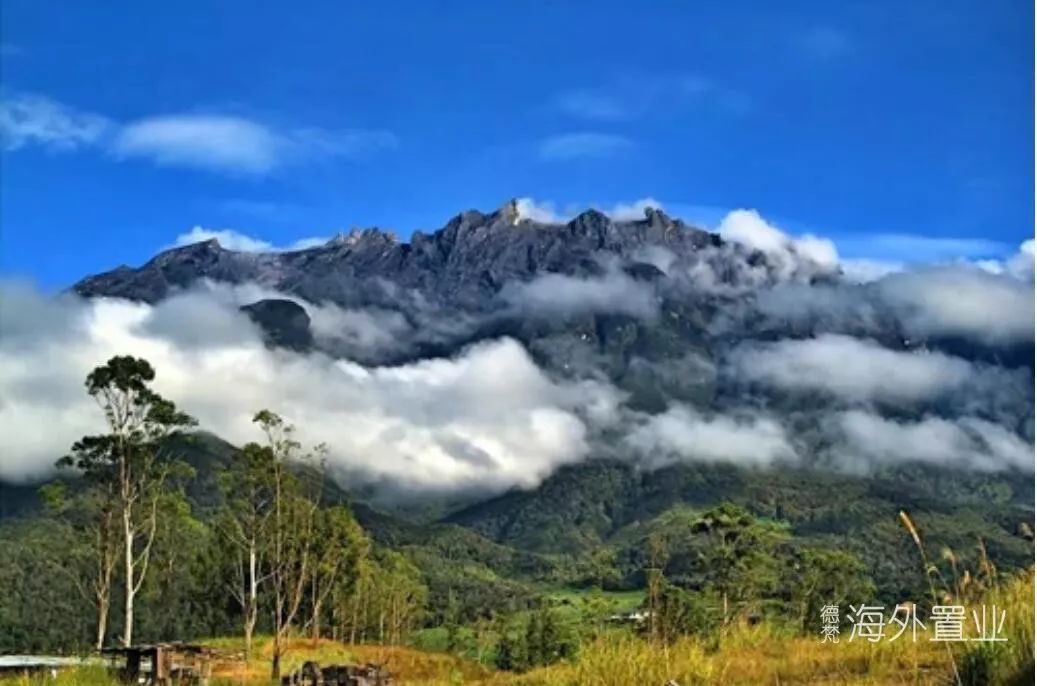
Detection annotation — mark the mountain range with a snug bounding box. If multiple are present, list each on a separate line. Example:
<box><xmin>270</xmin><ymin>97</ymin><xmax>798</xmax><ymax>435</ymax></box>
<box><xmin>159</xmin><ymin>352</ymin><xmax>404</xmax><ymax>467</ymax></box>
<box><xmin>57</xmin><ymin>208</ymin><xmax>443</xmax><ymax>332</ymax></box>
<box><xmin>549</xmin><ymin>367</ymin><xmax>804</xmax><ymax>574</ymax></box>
<box><xmin>2</xmin><ymin>200</ymin><xmax>1034</xmax><ymax>606</ymax></box>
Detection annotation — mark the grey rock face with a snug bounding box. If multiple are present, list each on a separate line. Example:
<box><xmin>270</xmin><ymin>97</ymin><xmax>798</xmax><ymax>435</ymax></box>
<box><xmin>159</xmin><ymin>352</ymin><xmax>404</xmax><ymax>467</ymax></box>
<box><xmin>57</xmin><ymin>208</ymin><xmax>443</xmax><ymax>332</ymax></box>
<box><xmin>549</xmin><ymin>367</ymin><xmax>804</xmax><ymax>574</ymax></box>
<box><xmin>240</xmin><ymin>299</ymin><xmax>314</xmax><ymax>352</ymax></box>
<box><xmin>72</xmin><ymin>205</ymin><xmax>727</xmax><ymax>308</ymax></box>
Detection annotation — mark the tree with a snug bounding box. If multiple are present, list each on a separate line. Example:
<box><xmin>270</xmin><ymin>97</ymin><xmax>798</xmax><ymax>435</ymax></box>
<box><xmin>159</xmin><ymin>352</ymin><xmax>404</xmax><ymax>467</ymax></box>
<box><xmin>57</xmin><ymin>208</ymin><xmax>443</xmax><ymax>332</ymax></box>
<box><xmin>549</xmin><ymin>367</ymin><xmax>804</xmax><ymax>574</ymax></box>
<box><xmin>215</xmin><ymin>442</ymin><xmax>276</xmax><ymax>660</ymax></box>
<box><xmin>335</xmin><ymin>556</ymin><xmax>375</xmax><ymax>644</ymax></box>
<box><xmin>645</xmin><ymin>532</ymin><xmax>669</xmax><ymax>642</ymax></box>
<box><xmin>442</xmin><ymin>590</ymin><xmax>462</xmax><ymax>653</ymax></box>
<box><xmin>786</xmin><ymin>547</ymin><xmax>875</xmax><ymax>632</ymax></box>
<box><xmin>60</xmin><ymin>355</ymin><xmax>195</xmax><ymax>647</ymax></box>
<box><xmin>690</xmin><ymin>503</ymin><xmax>788</xmax><ymax>625</ymax></box>
<box><xmin>370</xmin><ymin>550</ymin><xmax>427</xmax><ymax>645</ymax></box>
<box><xmin>254</xmin><ymin>410</ymin><xmax>323</xmax><ymax>679</ymax></box>
<box><xmin>307</xmin><ymin>505</ymin><xmax>366</xmax><ymax>643</ymax></box>
<box><xmin>493</xmin><ymin>613</ymin><xmax>526</xmax><ymax>672</ymax></box>
<box><xmin>39</xmin><ymin>481</ymin><xmax>120</xmax><ymax>650</ymax></box>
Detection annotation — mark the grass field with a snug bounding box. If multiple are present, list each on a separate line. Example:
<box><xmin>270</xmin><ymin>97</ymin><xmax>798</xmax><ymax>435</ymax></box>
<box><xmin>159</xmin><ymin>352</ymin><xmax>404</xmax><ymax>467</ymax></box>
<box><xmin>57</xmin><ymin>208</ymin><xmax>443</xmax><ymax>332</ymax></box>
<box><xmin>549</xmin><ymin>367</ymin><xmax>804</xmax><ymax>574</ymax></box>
<box><xmin>2</xmin><ymin>572</ymin><xmax>1030</xmax><ymax>686</ymax></box>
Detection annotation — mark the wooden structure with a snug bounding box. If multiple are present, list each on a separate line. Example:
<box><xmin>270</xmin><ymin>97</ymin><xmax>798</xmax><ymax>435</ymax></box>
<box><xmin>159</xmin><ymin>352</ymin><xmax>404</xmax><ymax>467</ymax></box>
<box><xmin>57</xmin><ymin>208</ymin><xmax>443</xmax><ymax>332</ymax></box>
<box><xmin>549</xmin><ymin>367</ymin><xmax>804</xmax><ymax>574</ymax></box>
<box><xmin>103</xmin><ymin>643</ymin><xmax>214</xmax><ymax>686</ymax></box>
<box><xmin>282</xmin><ymin>660</ymin><xmax>393</xmax><ymax>686</ymax></box>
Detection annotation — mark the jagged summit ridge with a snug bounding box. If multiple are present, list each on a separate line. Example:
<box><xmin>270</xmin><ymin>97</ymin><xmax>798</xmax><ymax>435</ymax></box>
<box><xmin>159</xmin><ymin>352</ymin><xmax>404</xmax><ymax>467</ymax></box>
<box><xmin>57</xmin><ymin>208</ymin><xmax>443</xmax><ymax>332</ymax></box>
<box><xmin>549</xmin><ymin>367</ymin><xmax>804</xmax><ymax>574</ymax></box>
<box><xmin>72</xmin><ymin>202</ymin><xmax>722</xmax><ymax>305</ymax></box>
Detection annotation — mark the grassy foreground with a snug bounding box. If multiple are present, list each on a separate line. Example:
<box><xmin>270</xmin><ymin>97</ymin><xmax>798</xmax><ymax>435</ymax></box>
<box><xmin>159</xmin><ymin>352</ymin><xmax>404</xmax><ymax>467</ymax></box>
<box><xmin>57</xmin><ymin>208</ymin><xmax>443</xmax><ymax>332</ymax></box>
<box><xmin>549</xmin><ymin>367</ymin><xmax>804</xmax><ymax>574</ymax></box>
<box><xmin>3</xmin><ymin>570</ymin><xmax>1031</xmax><ymax>686</ymax></box>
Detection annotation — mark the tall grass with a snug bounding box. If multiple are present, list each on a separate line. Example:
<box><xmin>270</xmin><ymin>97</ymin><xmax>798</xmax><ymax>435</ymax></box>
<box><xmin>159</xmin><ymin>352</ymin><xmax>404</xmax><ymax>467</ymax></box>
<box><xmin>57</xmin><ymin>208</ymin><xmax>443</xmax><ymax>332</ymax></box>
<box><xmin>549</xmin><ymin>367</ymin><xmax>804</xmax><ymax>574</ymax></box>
<box><xmin>956</xmin><ymin>569</ymin><xmax>1034</xmax><ymax>686</ymax></box>
<box><xmin>0</xmin><ymin>665</ymin><xmax>113</xmax><ymax>686</ymax></box>
<box><xmin>899</xmin><ymin>510</ymin><xmax>1035</xmax><ymax>686</ymax></box>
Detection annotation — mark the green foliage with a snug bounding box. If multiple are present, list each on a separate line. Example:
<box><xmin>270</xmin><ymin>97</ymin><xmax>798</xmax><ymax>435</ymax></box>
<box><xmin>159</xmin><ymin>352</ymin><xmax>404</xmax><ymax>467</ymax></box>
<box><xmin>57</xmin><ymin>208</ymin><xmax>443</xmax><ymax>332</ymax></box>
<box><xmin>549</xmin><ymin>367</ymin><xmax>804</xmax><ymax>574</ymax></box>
<box><xmin>783</xmin><ymin>547</ymin><xmax>876</xmax><ymax>631</ymax></box>
<box><xmin>0</xmin><ymin>355</ymin><xmax>1032</xmax><ymax>678</ymax></box>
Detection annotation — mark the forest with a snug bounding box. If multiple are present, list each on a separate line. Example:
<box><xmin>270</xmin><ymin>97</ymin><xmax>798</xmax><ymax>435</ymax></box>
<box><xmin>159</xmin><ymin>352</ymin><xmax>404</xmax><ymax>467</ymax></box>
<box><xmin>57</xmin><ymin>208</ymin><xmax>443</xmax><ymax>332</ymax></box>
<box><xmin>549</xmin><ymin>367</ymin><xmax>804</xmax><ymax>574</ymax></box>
<box><xmin>0</xmin><ymin>354</ymin><xmax>1033</xmax><ymax>685</ymax></box>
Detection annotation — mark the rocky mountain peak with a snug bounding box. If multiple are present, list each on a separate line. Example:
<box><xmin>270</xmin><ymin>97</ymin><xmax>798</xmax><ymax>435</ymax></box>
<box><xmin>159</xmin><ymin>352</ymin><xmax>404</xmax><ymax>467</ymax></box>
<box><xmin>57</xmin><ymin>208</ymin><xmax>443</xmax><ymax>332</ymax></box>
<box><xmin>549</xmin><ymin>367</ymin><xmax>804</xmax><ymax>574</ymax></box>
<box><xmin>70</xmin><ymin>201</ymin><xmax>729</xmax><ymax>305</ymax></box>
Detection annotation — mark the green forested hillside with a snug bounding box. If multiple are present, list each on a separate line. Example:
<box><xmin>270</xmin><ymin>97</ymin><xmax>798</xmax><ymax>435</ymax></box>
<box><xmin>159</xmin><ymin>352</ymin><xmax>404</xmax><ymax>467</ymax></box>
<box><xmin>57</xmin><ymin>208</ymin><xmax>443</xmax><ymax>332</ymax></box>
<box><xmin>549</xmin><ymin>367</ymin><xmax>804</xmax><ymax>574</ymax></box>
<box><xmin>2</xmin><ymin>428</ymin><xmax>1032</xmax><ymax>654</ymax></box>
<box><xmin>445</xmin><ymin>459</ymin><xmax>1034</xmax><ymax>601</ymax></box>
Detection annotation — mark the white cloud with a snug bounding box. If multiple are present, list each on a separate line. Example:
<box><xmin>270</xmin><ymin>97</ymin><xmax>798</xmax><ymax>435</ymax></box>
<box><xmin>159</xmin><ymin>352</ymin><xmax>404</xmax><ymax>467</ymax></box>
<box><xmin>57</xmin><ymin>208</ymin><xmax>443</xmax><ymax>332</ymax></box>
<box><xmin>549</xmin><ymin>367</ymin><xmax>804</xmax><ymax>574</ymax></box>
<box><xmin>874</xmin><ymin>266</ymin><xmax>1035</xmax><ymax>344</ymax></box>
<box><xmin>606</xmin><ymin>198</ymin><xmax>664</xmax><ymax>221</ymax></box>
<box><xmin>1</xmin><ymin>93</ymin><xmax>396</xmax><ymax>175</ymax></box>
<box><xmin>729</xmin><ymin>334</ymin><xmax>985</xmax><ymax>403</ymax></box>
<box><xmin>1007</xmin><ymin>239</ymin><xmax>1035</xmax><ymax>280</ymax></box>
<box><xmin>113</xmin><ymin>115</ymin><xmax>398</xmax><ymax>174</ymax></box>
<box><xmin>171</xmin><ymin>226</ymin><xmax>330</xmax><ymax>252</ymax></box>
<box><xmin>976</xmin><ymin>238</ymin><xmax>1034</xmax><ymax>281</ymax></box>
<box><xmin>840</xmin><ymin>258</ymin><xmax>904</xmax><ymax>283</ymax></box>
<box><xmin>307</xmin><ymin>305</ymin><xmax>414</xmax><ymax>356</ymax></box>
<box><xmin>625</xmin><ymin>405</ymin><xmax>797</xmax><ymax>467</ymax></box>
<box><xmin>500</xmin><ymin>268</ymin><xmax>658</xmax><ymax>320</ymax></box>
<box><xmin>832</xmin><ymin>411</ymin><xmax>1032</xmax><ymax>472</ymax></box>
<box><xmin>512</xmin><ymin>197</ymin><xmax>663</xmax><ymax>223</ymax></box>
<box><xmin>113</xmin><ymin>115</ymin><xmax>282</xmax><ymax>174</ymax></box>
<box><xmin>538</xmin><ymin>133</ymin><xmax>633</xmax><ymax>161</ymax></box>
<box><xmin>0</xmin><ymin>282</ymin><xmax>622</xmax><ymax>491</ymax></box>
<box><xmin>514</xmin><ymin>198</ymin><xmax>564</xmax><ymax>223</ymax></box>
<box><xmin>718</xmin><ymin>209</ymin><xmax>839</xmax><ymax>271</ymax></box>
<box><xmin>0</xmin><ymin>94</ymin><xmax>111</xmax><ymax>151</ymax></box>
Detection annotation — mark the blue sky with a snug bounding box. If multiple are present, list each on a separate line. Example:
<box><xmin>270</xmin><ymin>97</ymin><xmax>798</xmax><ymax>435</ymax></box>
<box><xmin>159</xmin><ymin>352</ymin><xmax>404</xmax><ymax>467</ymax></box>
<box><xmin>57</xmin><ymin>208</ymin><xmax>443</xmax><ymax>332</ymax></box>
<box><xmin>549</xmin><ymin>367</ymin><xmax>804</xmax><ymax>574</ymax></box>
<box><xmin>1</xmin><ymin>0</ymin><xmax>1033</xmax><ymax>287</ymax></box>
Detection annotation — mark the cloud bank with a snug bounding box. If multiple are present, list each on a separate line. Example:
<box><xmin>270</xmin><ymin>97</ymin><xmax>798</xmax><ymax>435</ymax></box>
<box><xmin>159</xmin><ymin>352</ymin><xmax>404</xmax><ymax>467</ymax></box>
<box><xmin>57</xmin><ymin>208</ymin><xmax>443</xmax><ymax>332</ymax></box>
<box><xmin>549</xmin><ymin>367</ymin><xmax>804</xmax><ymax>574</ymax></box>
<box><xmin>0</xmin><ymin>282</ymin><xmax>620</xmax><ymax>490</ymax></box>
<box><xmin>500</xmin><ymin>268</ymin><xmax>659</xmax><ymax>320</ymax></box>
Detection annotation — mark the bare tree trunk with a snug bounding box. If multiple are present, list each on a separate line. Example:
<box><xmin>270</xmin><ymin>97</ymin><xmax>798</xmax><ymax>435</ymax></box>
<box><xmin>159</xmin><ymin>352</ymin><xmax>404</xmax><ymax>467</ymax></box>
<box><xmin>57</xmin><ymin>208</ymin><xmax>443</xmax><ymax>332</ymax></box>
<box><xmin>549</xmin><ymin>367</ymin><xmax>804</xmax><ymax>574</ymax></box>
<box><xmin>95</xmin><ymin>592</ymin><xmax>110</xmax><ymax>651</ymax></box>
<box><xmin>349</xmin><ymin>592</ymin><xmax>359</xmax><ymax>644</ymax></box>
<box><xmin>272</xmin><ymin>589</ymin><xmax>284</xmax><ymax>680</ymax></box>
<box><xmin>122</xmin><ymin>506</ymin><xmax>134</xmax><ymax>647</ymax></box>
<box><xmin>93</xmin><ymin>506</ymin><xmax>116</xmax><ymax>651</ymax></box>
<box><xmin>311</xmin><ymin>596</ymin><xmax>323</xmax><ymax>644</ymax></box>
<box><xmin>244</xmin><ymin>544</ymin><xmax>258</xmax><ymax>661</ymax></box>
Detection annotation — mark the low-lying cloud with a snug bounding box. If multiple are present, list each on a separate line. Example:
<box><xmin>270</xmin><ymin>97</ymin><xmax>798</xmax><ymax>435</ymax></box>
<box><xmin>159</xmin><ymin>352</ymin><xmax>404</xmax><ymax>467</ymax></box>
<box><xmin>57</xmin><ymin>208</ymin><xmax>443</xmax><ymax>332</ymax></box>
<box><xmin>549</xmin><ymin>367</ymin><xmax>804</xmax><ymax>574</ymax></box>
<box><xmin>500</xmin><ymin>268</ymin><xmax>659</xmax><ymax>320</ymax></box>
<box><xmin>625</xmin><ymin>405</ymin><xmax>797</xmax><ymax>467</ymax></box>
<box><xmin>873</xmin><ymin>267</ymin><xmax>1034</xmax><ymax>345</ymax></box>
<box><xmin>730</xmin><ymin>334</ymin><xmax>977</xmax><ymax>403</ymax></box>
<box><xmin>2</xmin><ymin>202</ymin><xmax>1033</xmax><ymax>492</ymax></box>
<box><xmin>0</xmin><ymin>282</ymin><xmax>621</xmax><ymax>490</ymax></box>
<box><xmin>830</xmin><ymin>410</ymin><xmax>1033</xmax><ymax>472</ymax></box>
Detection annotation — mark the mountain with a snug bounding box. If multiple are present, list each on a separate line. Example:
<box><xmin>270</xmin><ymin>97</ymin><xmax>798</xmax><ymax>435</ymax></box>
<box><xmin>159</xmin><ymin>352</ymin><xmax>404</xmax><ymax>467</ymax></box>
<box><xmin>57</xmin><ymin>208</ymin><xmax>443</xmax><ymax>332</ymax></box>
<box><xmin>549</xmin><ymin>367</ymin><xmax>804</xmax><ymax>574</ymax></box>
<box><xmin>69</xmin><ymin>201</ymin><xmax>858</xmax><ymax>410</ymax></box>
<box><xmin>68</xmin><ymin>198</ymin><xmax>1034</xmax><ymax>451</ymax></box>
<box><xmin>74</xmin><ymin>202</ymin><xmax>735</xmax><ymax>306</ymax></box>
<box><xmin>4</xmin><ymin>200</ymin><xmax>1034</xmax><ymax>636</ymax></box>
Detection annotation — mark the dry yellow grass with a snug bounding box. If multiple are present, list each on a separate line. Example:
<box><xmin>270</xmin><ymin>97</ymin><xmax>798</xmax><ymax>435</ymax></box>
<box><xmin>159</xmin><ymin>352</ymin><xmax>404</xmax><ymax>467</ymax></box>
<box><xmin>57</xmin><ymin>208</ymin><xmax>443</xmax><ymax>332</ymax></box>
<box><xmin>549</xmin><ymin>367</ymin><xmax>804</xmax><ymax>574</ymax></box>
<box><xmin>204</xmin><ymin>637</ymin><xmax>493</xmax><ymax>685</ymax></box>
<box><xmin>5</xmin><ymin>570</ymin><xmax>1030</xmax><ymax>686</ymax></box>
<box><xmin>503</xmin><ymin>624</ymin><xmax>951</xmax><ymax>686</ymax></box>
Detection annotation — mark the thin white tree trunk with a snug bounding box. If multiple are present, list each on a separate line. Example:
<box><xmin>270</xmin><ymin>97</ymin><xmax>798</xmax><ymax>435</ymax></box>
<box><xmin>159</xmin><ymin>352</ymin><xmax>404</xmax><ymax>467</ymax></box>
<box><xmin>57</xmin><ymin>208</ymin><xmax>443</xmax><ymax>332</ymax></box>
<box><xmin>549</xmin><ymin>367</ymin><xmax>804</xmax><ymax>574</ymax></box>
<box><xmin>123</xmin><ymin>507</ymin><xmax>134</xmax><ymax>647</ymax></box>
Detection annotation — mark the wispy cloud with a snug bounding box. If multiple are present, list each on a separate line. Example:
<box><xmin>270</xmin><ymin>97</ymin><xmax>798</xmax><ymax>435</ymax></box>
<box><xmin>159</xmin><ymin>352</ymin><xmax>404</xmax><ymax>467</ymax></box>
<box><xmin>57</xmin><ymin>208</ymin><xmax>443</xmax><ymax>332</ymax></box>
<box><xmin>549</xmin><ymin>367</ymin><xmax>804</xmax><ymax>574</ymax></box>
<box><xmin>170</xmin><ymin>226</ymin><xmax>329</xmax><ymax>252</ymax></box>
<box><xmin>555</xmin><ymin>73</ymin><xmax>745</xmax><ymax>121</ymax></box>
<box><xmin>798</xmin><ymin>27</ymin><xmax>853</xmax><ymax>59</ymax></box>
<box><xmin>836</xmin><ymin>233</ymin><xmax>1011</xmax><ymax>264</ymax></box>
<box><xmin>538</xmin><ymin>132</ymin><xmax>633</xmax><ymax>161</ymax></box>
<box><xmin>0</xmin><ymin>94</ymin><xmax>111</xmax><ymax>151</ymax></box>
<box><xmin>0</xmin><ymin>93</ymin><xmax>397</xmax><ymax>175</ymax></box>
<box><xmin>113</xmin><ymin>116</ymin><xmax>282</xmax><ymax>174</ymax></box>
